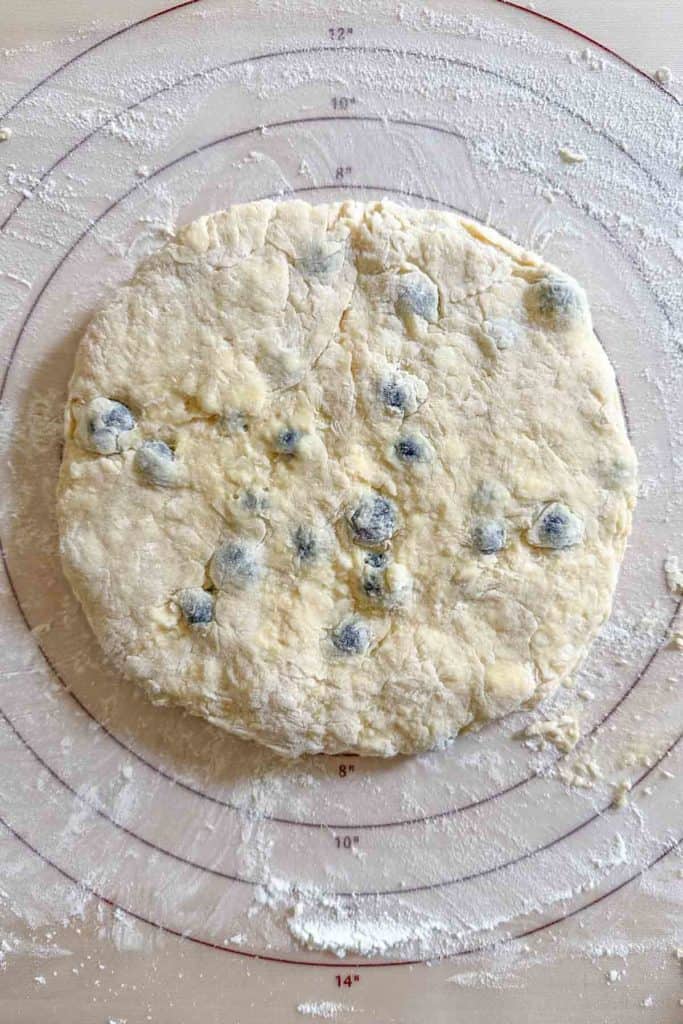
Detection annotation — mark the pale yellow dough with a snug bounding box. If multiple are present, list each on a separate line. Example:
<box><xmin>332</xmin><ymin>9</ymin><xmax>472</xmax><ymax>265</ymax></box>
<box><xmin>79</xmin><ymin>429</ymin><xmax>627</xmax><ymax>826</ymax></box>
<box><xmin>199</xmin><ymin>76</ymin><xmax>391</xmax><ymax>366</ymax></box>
<box><xmin>58</xmin><ymin>200</ymin><xmax>636</xmax><ymax>756</ymax></box>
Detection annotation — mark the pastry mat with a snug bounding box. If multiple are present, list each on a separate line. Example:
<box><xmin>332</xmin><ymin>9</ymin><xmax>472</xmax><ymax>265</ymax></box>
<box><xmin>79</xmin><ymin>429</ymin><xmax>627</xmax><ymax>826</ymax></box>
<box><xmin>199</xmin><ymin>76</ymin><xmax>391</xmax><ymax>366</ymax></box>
<box><xmin>0</xmin><ymin>1</ymin><xmax>680</xmax><ymax>1020</ymax></box>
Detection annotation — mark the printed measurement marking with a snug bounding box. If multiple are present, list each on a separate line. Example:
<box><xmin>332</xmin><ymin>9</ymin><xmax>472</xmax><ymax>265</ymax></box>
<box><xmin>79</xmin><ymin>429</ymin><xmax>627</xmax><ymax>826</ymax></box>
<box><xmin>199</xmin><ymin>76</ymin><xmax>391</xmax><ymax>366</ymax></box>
<box><xmin>338</xmin><ymin>763</ymin><xmax>355</xmax><ymax>778</ymax></box>
<box><xmin>331</xmin><ymin>96</ymin><xmax>357</xmax><ymax>111</ymax></box>
<box><xmin>335</xmin><ymin>974</ymin><xmax>361</xmax><ymax>988</ymax></box>
<box><xmin>335</xmin><ymin>165</ymin><xmax>352</xmax><ymax>181</ymax></box>
<box><xmin>334</xmin><ymin>835</ymin><xmax>360</xmax><ymax>849</ymax></box>
<box><xmin>328</xmin><ymin>27</ymin><xmax>354</xmax><ymax>41</ymax></box>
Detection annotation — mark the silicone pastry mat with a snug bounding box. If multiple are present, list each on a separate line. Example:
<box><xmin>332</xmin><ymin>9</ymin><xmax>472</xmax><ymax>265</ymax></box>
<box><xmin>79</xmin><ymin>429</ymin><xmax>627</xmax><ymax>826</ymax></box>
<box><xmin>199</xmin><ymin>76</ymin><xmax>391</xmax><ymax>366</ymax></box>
<box><xmin>0</xmin><ymin>2</ymin><xmax>680</xmax><ymax>1021</ymax></box>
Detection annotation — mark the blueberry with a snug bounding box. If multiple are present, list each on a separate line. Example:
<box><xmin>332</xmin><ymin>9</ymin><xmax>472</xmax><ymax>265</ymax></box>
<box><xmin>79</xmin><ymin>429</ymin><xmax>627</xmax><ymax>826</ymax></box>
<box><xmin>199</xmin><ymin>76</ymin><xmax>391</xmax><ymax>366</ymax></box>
<box><xmin>526</xmin><ymin>276</ymin><xmax>585</xmax><ymax>324</ymax></box>
<box><xmin>210</xmin><ymin>540</ymin><xmax>263</xmax><ymax>589</ymax></box>
<box><xmin>275</xmin><ymin>427</ymin><xmax>302</xmax><ymax>455</ymax></box>
<box><xmin>293</xmin><ymin>525</ymin><xmax>317</xmax><ymax>562</ymax></box>
<box><xmin>349</xmin><ymin>493</ymin><xmax>397</xmax><ymax>547</ymax></box>
<box><xmin>331</xmin><ymin>619</ymin><xmax>371</xmax><ymax>655</ymax></box>
<box><xmin>396</xmin><ymin>271</ymin><xmax>439</xmax><ymax>323</ymax></box>
<box><xmin>297</xmin><ymin>244</ymin><xmax>344</xmax><ymax>276</ymax></box>
<box><xmin>133</xmin><ymin>440</ymin><xmax>178</xmax><ymax>487</ymax></box>
<box><xmin>378</xmin><ymin>370</ymin><xmax>427</xmax><ymax>415</ymax></box>
<box><xmin>102</xmin><ymin>403</ymin><xmax>134</xmax><ymax>431</ymax></box>
<box><xmin>472</xmin><ymin>518</ymin><xmax>507</xmax><ymax>554</ymax></box>
<box><xmin>382</xmin><ymin>380</ymin><xmax>409</xmax><ymax>411</ymax></box>
<box><xmin>177</xmin><ymin>588</ymin><xmax>214</xmax><ymax>626</ymax></box>
<box><xmin>77</xmin><ymin>397</ymin><xmax>136</xmax><ymax>455</ymax></box>
<box><xmin>528</xmin><ymin>502</ymin><xmax>584</xmax><ymax>549</ymax></box>
<box><xmin>241</xmin><ymin>490</ymin><xmax>268</xmax><ymax>514</ymax></box>
<box><xmin>361</xmin><ymin>559</ymin><xmax>412</xmax><ymax>610</ymax></box>
<box><xmin>394</xmin><ymin>434</ymin><xmax>430</xmax><ymax>464</ymax></box>
<box><xmin>365</xmin><ymin>551</ymin><xmax>388</xmax><ymax>568</ymax></box>
<box><xmin>362</xmin><ymin>569</ymin><xmax>384</xmax><ymax>599</ymax></box>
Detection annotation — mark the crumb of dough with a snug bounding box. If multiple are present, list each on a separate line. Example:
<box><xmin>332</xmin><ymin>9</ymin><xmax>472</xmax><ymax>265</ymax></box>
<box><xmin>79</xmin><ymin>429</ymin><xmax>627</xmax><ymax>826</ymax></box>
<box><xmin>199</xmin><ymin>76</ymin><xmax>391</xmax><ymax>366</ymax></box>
<box><xmin>667</xmin><ymin>630</ymin><xmax>683</xmax><ymax>650</ymax></box>
<box><xmin>611</xmin><ymin>780</ymin><xmax>631</xmax><ymax>808</ymax></box>
<box><xmin>561</xmin><ymin>758</ymin><xmax>602</xmax><ymax>789</ymax></box>
<box><xmin>664</xmin><ymin>554</ymin><xmax>683</xmax><ymax>596</ymax></box>
<box><xmin>520</xmin><ymin>711</ymin><xmax>580</xmax><ymax>753</ymax></box>
<box><xmin>559</xmin><ymin>146</ymin><xmax>587</xmax><ymax>164</ymax></box>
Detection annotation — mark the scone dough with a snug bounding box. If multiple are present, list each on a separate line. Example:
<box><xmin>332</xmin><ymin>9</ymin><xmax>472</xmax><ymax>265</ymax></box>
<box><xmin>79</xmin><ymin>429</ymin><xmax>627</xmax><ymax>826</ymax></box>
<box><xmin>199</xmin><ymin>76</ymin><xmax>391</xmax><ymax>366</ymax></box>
<box><xmin>58</xmin><ymin>200</ymin><xmax>636</xmax><ymax>757</ymax></box>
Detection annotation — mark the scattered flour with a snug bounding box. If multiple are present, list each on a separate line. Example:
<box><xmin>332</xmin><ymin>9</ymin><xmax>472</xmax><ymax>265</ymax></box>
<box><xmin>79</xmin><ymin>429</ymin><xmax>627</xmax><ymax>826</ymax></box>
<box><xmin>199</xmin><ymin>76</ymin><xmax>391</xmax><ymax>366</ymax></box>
<box><xmin>288</xmin><ymin>903</ymin><xmax>449</xmax><ymax>959</ymax></box>
<box><xmin>297</xmin><ymin>1002</ymin><xmax>351</xmax><ymax>1019</ymax></box>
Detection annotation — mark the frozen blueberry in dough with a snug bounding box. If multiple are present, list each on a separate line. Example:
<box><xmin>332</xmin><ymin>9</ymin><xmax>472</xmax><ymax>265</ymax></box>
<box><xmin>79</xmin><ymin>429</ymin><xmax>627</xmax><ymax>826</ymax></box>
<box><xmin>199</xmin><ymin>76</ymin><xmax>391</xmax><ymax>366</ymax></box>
<box><xmin>526</xmin><ymin>275</ymin><xmax>587</xmax><ymax>326</ymax></box>
<box><xmin>177</xmin><ymin>587</ymin><xmax>214</xmax><ymax>626</ymax></box>
<box><xmin>275</xmin><ymin>427</ymin><xmax>303</xmax><ymax>456</ymax></box>
<box><xmin>394</xmin><ymin>433</ymin><xmax>431</xmax><ymax>465</ymax></box>
<box><xmin>210</xmin><ymin>540</ymin><xmax>263</xmax><ymax>590</ymax></box>
<box><xmin>395</xmin><ymin>269</ymin><xmax>439</xmax><ymax>323</ymax></box>
<box><xmin>293</xmin><ymin>525</ymin><xmax>317</xmax><ymax>563</ymax></box>
<box><xmin>528</xmin><ymin>502</ymin><xmax>584</xmax><ymax>549</ymax></box>
<box><xmin>362</xmin><ymin>567</ymin><xmax>384</xmax><ymax>599</ymax></box>
<box><xmin>75</xmin><ymin>397</ymin><xmax>136</xmax><ymax>455</ymax></box>
<box><xmin>361</xmin><ymin>559</ymin><xmax>412</xmax><ymax>610</ymax></box>
<box><xmin>133</xmin><ymin>440</ymin><xmax>178</xmax><ymax>487</ymax></box>
<box><xmin>331</xmin><ymin>618</ymin><xmax>371</xmax><ymax>655</ymax></box>
<box><xmin>379</xmin><ymin>370</ymin><xmax>427</xmax><ymax>415</ymax></box>
<box><xmin>472</xmin><ymin>518</ymin><xmax>507</xmax><ymax>554</ymax></box>
<box><xmin>297</xmin><ymin>243</ymin><xmax>345</xmax><ymax>277</ymax></box>
<box><xmin>381</xmin><ymin>378</ymin><xmax>409</xmax><ymax>412</ymax></box>
<box><xmin>348</xmin><ymin>492</ymin><xmax>397</xmax><ymax>547</ymax></box>
<box><xmin>240</xmin><ymin>490</ymin><xmax>268</xmax><ymax>515</ymax></box>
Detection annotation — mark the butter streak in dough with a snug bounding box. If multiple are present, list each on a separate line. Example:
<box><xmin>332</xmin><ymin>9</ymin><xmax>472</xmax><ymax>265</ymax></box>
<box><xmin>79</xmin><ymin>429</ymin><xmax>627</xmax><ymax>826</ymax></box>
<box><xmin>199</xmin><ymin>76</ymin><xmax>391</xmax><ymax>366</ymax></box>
<box><xmin>58</xmin><ymin>200</ymin><xmax>636</xmax><ymax>757</ymax></box>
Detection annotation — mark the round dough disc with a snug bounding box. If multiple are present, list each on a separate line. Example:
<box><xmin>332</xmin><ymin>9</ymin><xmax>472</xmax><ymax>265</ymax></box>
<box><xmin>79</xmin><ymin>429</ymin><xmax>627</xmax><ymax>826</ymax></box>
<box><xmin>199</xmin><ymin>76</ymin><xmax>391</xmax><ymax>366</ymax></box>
<box><xmin>58</xmin><ymin>200</ymin><xmax>636</xmax><ymax>757</ymax></box>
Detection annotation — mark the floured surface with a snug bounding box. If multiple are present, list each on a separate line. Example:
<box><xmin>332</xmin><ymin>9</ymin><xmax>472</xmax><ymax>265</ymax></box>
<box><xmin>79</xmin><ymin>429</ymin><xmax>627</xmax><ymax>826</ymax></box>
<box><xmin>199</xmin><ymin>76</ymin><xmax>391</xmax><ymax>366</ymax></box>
<box><xmin>0</xmin><ymin>0</ymin><xmax>681</xmax><ymax>1020</ymax></box>
<box><xmin>58</xmin><ymin>199</ymin><xmax>635</xmax><ymax>756</ymax></box>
